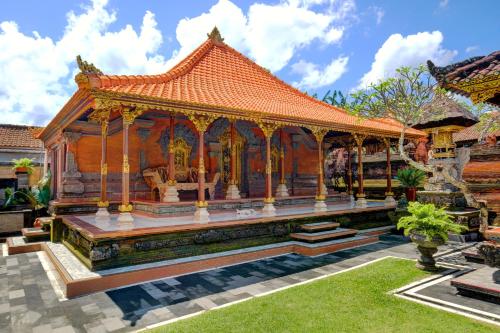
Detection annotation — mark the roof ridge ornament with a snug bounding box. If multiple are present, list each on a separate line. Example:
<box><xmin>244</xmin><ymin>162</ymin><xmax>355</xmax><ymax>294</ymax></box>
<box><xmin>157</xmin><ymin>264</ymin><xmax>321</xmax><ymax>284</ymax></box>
<box><xmin>207</xmin><ymin>26</ymin><xmax>224</xmax><ymax>43</ymax></box>
<box><xmin>76</xmin><ymin>55</ymin><xmax>103</xmax><ymax>75</ymax></box>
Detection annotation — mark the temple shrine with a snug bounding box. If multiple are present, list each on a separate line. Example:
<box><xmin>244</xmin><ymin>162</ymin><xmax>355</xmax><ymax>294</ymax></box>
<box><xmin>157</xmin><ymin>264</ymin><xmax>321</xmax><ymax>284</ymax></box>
<box><xmin>28</xmin><ymin>28</ymin><xmax>427</xmax><ymax>294</ymax></box>
<box><xmin>39</xmin><ymin>28</ymin><xmax>423</xmax><ymax>222</ymax></box>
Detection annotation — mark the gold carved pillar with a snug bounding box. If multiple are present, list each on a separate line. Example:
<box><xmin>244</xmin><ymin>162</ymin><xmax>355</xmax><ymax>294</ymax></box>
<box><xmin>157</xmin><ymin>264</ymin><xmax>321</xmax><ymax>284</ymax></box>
<box><xmin>189</xmin><ymin>114</ymin><xmax>216</xmax><ymax>222</ymax></box>
<box><xmin>163</xmin><ymin>115</ymin><xmax>180</xmax><ymax>202</ymax></box>
<box><xmin>90</xmin><ymin>108</ymin><xmax>111</xmax><ymax>217</ymax></box>
<box><xmin>353</xmin><ymin>134</ymin><xmax>367</xmax><ymax>207</ymax></box>
<box><xmin>259</xmin><ymin>122</ymin><xmax>279</xmax><ymax>215</ymax></box>
<box><xmin>346</xmin><ymin>142</ymin><xmax>354</xmax><ymax>201</ymax></box>
<box><xmin>312</xmin><ymin>127</ymin><xmax>329</xmax><ymax>211</ymax></box>
<box><xmin>225</xmin><ymin>120</ymin><xmax>241</xmax><ymax>200</ymax></box>
<box><xmin>275</xmin><ymin>128</ymin><xmax>289</xmax><ymax>198</ymax></box>
<box><xmin>382</xmin><ymin>137</ymin><xmax>396</xmax><ymax>206</ymax></box>
<box><xmin>117</xmin><ymin>106</ymin><xmax>144</xmax><ymax>223</ymax></box>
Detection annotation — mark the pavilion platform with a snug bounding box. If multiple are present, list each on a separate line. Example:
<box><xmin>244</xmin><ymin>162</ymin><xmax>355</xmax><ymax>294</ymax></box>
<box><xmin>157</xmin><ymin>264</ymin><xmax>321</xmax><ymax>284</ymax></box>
<box><xmin>50</xmin><ymin>199</ymin><xmax>394</xmax><ymax>271</ymax></box>
<box><xmin>8</xmin><ymin>198</ymin><xmax>396</xmax><ymax>298</ymax></box>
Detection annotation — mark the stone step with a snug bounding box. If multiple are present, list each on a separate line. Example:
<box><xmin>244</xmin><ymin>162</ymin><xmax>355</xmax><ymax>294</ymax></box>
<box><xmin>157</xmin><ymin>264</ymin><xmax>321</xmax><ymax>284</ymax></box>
<box><xmin>293</xmin><ymin>235</ymin><xmax>379</xmax><ymax>256</ymax></box>
<box><xmin>290</xmin><ymin>228</ymin><xmax>358</xmax><ymax>243</ymax></box>
<box><xmin>300</xmin><ymin>222</ymin><xmax>340</xmax><ymax>232</ymax></box>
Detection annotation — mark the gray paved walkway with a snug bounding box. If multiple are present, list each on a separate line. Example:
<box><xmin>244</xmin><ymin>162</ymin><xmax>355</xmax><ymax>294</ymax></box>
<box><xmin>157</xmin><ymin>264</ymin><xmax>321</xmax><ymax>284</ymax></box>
<box><xmin>0</xmin><ymin>235</ymin><xmax>461</xmax><ymax>333</ymax></box>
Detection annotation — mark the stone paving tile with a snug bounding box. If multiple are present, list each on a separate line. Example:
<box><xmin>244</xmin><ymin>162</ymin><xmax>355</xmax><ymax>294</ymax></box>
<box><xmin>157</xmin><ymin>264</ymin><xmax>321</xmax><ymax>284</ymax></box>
<box><xmin>0</xmin><ymin>234</ymin><xmax>467</xmax><ymax>332</ymax></box>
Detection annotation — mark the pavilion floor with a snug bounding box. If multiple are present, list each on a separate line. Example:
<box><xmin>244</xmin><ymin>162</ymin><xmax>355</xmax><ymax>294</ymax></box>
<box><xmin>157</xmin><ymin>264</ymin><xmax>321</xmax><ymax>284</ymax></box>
<box><xmin>63</xmin><ymin>199</ymin><xmax>390</xmax><ymax>239</ymax></box>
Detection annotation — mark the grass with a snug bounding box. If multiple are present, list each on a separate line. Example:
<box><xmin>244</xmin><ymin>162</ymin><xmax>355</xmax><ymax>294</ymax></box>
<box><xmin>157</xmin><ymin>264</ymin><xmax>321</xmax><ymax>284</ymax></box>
<box><xmin>147</xmin><ymin>258</ymin><xmax>498</xmax><ymax>333</ymax></box>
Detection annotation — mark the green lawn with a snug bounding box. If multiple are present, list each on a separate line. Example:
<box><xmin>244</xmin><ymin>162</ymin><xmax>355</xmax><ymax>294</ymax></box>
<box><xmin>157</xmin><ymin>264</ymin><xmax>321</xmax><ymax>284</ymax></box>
<box><xmin>148</xmin><ymin>258</ymin><xmax>497</xmax><ymax>333</ymax></box>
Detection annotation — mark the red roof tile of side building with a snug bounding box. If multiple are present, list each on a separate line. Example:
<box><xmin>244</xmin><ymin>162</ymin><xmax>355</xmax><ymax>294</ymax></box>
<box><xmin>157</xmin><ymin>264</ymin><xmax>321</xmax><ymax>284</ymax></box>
<box><xmin>0</xmin><ymin>124</ymin><xmax>44</xmax><ymax>150</ymax></box>
<box><xmin>453</xmin><ymin>119</ymin><xmax>500</xmax><ymax>143</ymax></box>
<box><xmin>40</xmin><ymin>29</ymin><xmax>425</xmax><ymax>140</ymax></box>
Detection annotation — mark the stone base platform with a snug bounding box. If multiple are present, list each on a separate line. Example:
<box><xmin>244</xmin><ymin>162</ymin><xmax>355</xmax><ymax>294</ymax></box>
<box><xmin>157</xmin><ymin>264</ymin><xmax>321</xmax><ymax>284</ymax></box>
<box><xmin>55</xmin><ymin>202</ymin><xmax>393</xmax><ymax>271</ymax></box>
<box><xmin>133</xmin><ymin>194</ymin><xmax>348</xmax><ymax>216</ymax></box>
<box><xmin>451</xmin><ymin>267</ymin><xmax>500</xmax><ymax>303</ymax></box>
<box><xmin>6</xmin><ymin>236</ymin><xmax>44</xmax><ymax>255</ymax></box>
<box><xmin>49</xmin><ymin>194</ymin><xmax>350</xmax><ymax>216</ymax></box>
<box><xmin>42</xmin><ymin>232</ymin><xmax>380</xmax><ymax>298</ymax></box>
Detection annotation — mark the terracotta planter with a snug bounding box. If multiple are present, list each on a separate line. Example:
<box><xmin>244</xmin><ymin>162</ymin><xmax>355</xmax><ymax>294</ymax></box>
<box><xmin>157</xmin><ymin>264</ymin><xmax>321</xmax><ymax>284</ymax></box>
<box><xmin>14</xmin><ymin>166</ymin><xmax>28</xmax><ymax>174</ymax></box>
<box><xmin>410</xmin><ymin>231</ymin><xmax>445</xmax><ymax>271</ymax></box>
<box><xmin>405</xmin><ymin>187</ymin><xmax>417</xmax><ymax>201</ymax></box>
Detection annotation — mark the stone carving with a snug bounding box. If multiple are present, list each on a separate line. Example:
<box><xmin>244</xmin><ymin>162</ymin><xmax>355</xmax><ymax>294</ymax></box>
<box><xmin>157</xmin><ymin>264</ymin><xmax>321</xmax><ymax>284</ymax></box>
<box><xmin>158</xmin><ymin>123</ymin><xmax>198</xmax><ymax>161</ymax></box>
<box><xmin>62</xmin><ymin>132</ymin><xmax>84</xmax><ymax>195</ymax></box>
<box><xmin>135</xmin><ymin>237</ymin><xmax>191</xmax><ymax>251</ymax></box>
<box><xmin>90</xmin><ymin>244</ymin><xmax>119</xmax><ymax>261</ymax></box>
<box><xmin>415</xmin><ymin>137</ymin><xmax>429</xmax><ymax>164</ymax></box>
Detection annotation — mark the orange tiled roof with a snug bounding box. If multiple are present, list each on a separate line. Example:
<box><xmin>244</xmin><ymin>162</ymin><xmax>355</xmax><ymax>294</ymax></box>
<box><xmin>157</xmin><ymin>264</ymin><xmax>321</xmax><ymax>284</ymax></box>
<box><xmin>0</xmin><ymin>124</ymin><xmax>43</xmax><ymax>150</ymax></box>
<box><xmin>83</xmin><ymin>31</ymin><xmax>423</xmax><ymax>138</ymax></box>
<box><xmin>453</xmin><ymin>121</ymin><xmax>500</xmax><ymax>143</ymax></box>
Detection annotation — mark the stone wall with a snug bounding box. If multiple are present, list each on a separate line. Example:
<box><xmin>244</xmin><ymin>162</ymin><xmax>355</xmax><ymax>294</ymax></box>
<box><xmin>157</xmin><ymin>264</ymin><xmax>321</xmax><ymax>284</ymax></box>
<box><xmin>0</xmin><ymin>209</ymin><xmax>31</xmax><ymax>234</ymax></box>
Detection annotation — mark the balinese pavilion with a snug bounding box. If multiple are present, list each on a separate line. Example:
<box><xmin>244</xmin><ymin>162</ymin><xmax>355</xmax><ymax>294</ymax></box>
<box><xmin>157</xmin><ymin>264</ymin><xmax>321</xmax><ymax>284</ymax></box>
<box><xmin>30</xmin><ymin>28</ymin><xmax>424</xmax><ymax>296</ymax></box>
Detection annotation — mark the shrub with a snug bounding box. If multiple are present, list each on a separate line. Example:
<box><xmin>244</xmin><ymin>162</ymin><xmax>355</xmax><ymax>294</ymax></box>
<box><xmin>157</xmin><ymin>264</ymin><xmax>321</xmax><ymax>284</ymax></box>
<box><xmin>397</xmin><ymin>202</ymin><xmax>466</xmax><ymax>241</ymax></box>
<box><xmin>396</xmin><ymin>167</ymin><xmax>426</xmax><ymax>188</ymax></box>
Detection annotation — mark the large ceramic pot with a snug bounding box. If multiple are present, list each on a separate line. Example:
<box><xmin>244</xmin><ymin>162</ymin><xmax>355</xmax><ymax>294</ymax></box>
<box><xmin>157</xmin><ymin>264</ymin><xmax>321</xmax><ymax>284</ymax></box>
<box><xmin>405</xmin><ymin>187</ymin><xmax>417</xmax><ymax>202</ymax></box>
<box><xmin>410</xmin><ymin>231</ymin><xmax>445</xmax><ymax>271</ymax></box>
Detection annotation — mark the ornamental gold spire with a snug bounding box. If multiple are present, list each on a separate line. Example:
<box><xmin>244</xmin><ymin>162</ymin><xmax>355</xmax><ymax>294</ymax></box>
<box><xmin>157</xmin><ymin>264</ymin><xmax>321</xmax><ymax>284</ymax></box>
<box><xmin>76</xmin><ymin>55</ymin><xmax>103</xmax><ymax>75</ymax></box>
<box><xmin>207</xmin><ymin>26</ymin><xmax>224</xmax><ymax>43</ymax></box>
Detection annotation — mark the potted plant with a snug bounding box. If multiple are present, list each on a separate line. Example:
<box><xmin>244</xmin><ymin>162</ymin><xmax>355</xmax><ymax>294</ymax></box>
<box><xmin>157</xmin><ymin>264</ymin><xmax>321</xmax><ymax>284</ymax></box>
<box><xmin>396</xmin><ymin>167</ymin><xmax>426</xmax><ymax>201</ymax></box>
<box><xmin>398</xmin><ymin>202</ymin><xmax>466</xmax><ymax>271</ymax></box>
<box><xmin>11</xmin><ymin>157</ymin><xmax>35</xmax><ymax>175</ymax></box>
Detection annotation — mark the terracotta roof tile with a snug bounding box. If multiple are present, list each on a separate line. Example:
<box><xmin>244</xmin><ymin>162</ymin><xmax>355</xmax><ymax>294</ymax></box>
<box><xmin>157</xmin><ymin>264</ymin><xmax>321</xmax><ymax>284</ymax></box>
<box><xmin>0</xmin><ymin>124</ymin><xmax>44</xmax><ymax>149</ymax></box>
<box><xmin>90</xmin><ymin>37</ymin><xmax>423</xmax><ymax>137</ymax></box>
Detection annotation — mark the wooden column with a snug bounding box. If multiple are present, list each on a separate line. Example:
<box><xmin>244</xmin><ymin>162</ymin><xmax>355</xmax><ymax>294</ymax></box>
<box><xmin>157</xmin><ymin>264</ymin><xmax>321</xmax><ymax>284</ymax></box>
<box><xmin>56</xmin><ymin>143</ymin><xmax>64</xmax><ymax>199</ymax></box>
<box><xmin>100</xmin><ymin>120</ymin><xmax>109</xmax><ymax>204</ymax></box>
<box><xmin>259</xmin><ymin>122</ymin><xmax>278</xmax><ymax>214</ymax></box>
<box><xmin>312</xmin><ymin>127</ymin><xmax>328</xmax><ymax>211</ymax></box>
<box><xmin>198</xmin><ymin>130</ymin><xmax>206</xmax><ymax>204</ymax></box>
<box><xmin>117</xmin><ymin>107</ymin><xmax>144</xmax><ymax>222</ymax></box>
<box><xmin>275</xmin><ymin>128</ymin><xmax>289</xmax><ymax>198</ymax></box>
<box><xmin>383</xmin><ymin>138</ymin><xmax>396</xmax><ymax>205</ymax></box>
<box><xmin>279</xmin><ymin>129</ymin><xmax>285</xmax><ymax>185</ymax></box>
<box><xmin>346</xmin><ymin>143</ymin><xmax>353</xmax><ymax>198</ymax></box>
<box><xmin>230</xmin><ymin>121</ymin><xmax>237</xmax><ymax>185</ymax></box>
<box><xmin>168</xmin><ymin>116</ymin><xmax>176</xmax><ymax>184</ymax></box>
<box><xmin>190</xmin><ymin>115</ymin><xmax>216</xmax><ymax>222</ymax></box>
<box><xmin>265</xmin><ymin>135</ymin><xmax>272</xmax><ymax>200</ymax></box>
<box><xmin>353</xmin><ymin>134</ymin><xmax>367</xmax><ymax>207</ymax></box>
<box><xmin>226</xmin><ymin>120</ymin><xmax>241</xmax><ymax>200</ymax></box>
<box><xmin>162</xmin><ymin>115</ymin><xmax>180</xmax><ymax>203</ymax></box>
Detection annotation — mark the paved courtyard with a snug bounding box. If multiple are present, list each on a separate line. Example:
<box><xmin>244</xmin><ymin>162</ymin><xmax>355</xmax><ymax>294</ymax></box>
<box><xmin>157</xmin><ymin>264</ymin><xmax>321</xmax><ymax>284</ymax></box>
<box><xmin>0</xmin><ymin>235</ymin><xmax>468</xmax><ymax>333</ymax></box>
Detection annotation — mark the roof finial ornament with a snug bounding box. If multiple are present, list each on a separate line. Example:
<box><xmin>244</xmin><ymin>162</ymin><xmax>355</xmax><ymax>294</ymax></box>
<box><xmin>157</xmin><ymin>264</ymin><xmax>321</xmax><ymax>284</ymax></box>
<box><xmin>76</xmin><ymin>55</ymin><xmax>103</xmax><ymax>75</ymax></box>
<box><xmin>207</xmin><ymin>26</ymin><xmax>224</xmax><ymax>43</ymax></box>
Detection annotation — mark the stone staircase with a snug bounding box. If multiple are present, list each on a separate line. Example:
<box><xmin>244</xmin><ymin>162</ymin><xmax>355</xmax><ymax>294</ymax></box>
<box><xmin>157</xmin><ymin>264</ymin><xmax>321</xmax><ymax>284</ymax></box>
<box><xmin>290</xmin><ymin>222</ymin><xmax>379</xmax><ymax>255</ymax></box>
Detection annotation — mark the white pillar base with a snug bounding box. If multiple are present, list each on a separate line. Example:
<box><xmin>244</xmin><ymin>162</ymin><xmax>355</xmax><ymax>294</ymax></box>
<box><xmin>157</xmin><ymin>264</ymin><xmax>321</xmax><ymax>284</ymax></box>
<box><xmin>275</xmin><ymin>183</ymin><xmax>289</xmax><ymax>198</ymax></box>
<box><xmin>117</xmin><ymin>212</ymin><xmax>134</xmax><ymax>223</ymax></box>
<box><xmin>225</xmin><ymin>184</ymin><xmax>241</xmax><ymax>200</ymax></box>
<box><xmin>96</xmin><ymin>207</ymin><xmax>110</xmax><ymax>217</ymax></box>
<box><xmin>194</xmin><ymin>207</ymin><xmax>210</xmax><ymax>223</ymax></box>
<box><xmin>321</xmin><ymin>183</ymin><xmax>328</xmax><ymax>196</ymax></box>
<box><xmin>162</xmin><ymin>185</ymin><xmax>180</xmax><ymax>202</ymax></box>
<box><xmin>384</xmin><ymin>195</ymin><xmax>397</xmax><ymax>206</ymax></box>
<box><xmin>355</xmin><ymin>197</ymin><xmax>368</xmax><ymax>208</ymax></box>
<box><xmin>314</xmin><ymin>200</ymin><xmax>328</xmax><ymax>212</ymax></box>
<box><xmin>262</xmin><ymin>203</ymin><xmax>276</xmax><ymax>216</ymax></box>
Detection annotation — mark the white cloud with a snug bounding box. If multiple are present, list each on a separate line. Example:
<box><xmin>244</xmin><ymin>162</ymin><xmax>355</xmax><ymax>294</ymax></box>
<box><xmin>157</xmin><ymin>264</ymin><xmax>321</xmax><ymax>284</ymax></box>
<box><xmin>0</xmin><ymin>0</ymin><xmax>168</xmax><ymax>125</ymax></box>
<box><xmin>374</xmin><ymin>7</ymin><xmax>385</xmax><ymax>25</ymax></box>
<box><xmin>292</xmin><ymin>56</ymin><xmax>349</xmax><ymax>89</ymax></box>
<box><xmin>358</xmin><ymin>31</ymin><xmax>457</xmax><ymax>88</ymax></box>
<box><xmin>173</xmin><ymin>0</ymin><xmax>355</xmax><ymax>72</ymax></box>
<box><xmin>439</xmin><ymin>0</ymin><xmax>449</xmax><ymax>8</ymax></box>
<box><xmin>0</xmin><ymin>0</ymin><xmax>357</xmax><ymax>125</ymax></box>
<box><xmin>465</xmin><ymin>45</ymin><xmax>479</xmax><ymax>53</ymax></box>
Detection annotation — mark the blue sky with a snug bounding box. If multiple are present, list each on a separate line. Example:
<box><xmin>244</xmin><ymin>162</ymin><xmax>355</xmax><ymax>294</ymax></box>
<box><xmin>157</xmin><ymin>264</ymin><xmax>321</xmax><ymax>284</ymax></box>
<box><xmin>0</xmin><ymin>0</ymin><xmax>498</xmax><ymax>125</ymax></box>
